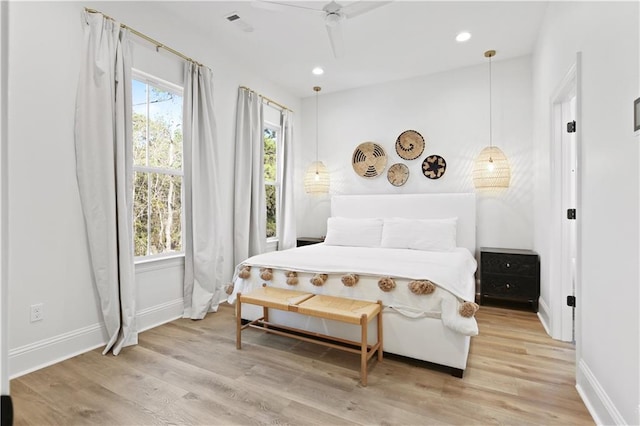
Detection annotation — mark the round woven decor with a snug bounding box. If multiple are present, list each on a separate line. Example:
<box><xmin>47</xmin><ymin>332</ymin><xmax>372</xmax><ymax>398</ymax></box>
<box><xmin>395</xmin><ymin>130</ymin><xmax>425</xmax><ymax>160</ymax></box>
<box><xmin>422</xmin><ymin>155</ymin><xmax>447</xmax><ymax>179</ymax></box>
<box><xmin>387</xmin><ymin>163</ymin><xmax>409</xmax><ymax>187</ymax></box>
<box><xmin>352</xmin><ymin>142</ymin><xmax>387</xmax><ymax>178</ymax></box>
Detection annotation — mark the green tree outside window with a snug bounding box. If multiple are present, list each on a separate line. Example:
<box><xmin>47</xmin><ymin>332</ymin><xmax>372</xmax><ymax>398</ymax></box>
<box><xmin>264</xmin><ymin>127</ymin><xmax>277</xmax><ymax>239</ymax></box>
<box><xmin>132</xmin><ymin>78</ymin><xmax>183</xmax><ymax>257</ymax></box>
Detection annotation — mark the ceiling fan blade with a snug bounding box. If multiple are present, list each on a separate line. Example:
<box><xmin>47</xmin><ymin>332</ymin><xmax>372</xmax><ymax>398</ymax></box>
<box><xmin>341</xmin><ymin>1</ymin><xmax>392</xmax><ymax>19</ymax></box>
<box><xmin>326</xmin><ymin>22</ymin><xmax>344</xmax><ymax>58</ymax></box>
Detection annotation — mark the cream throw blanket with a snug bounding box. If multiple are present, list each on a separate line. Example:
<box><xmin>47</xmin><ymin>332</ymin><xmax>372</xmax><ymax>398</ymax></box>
<box><xmin>229</xmin><ymin>244</ymin><xmax>479</xmax><ymax>336</ymax></box>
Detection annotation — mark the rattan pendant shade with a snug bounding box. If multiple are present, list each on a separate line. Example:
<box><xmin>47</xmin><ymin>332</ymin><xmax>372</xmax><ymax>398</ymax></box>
<box><xmin>304</xmin><ymin>86</ymin><xmax>330</xmax><ymax>195</ymax></box>
<box><xmin>304</xmin><ymin>161</ymin><xmax>330</xmax><ymax>194</ymax></box>
<box><xmin>472</xmin><ymin>146</ymin><xmax>511</xmax><ymax>188</ymax></box>
<box><xmin>473</xmin><ymin>50</ymin><xmax>511</xmax><ymax>190</ymax></box>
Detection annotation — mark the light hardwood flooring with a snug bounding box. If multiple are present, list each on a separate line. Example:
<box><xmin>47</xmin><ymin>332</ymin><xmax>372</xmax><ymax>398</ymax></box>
<box><xmin>11</xmin><ymin>305</ymin><xmax>594</xmax><ymax>425</ymax></box>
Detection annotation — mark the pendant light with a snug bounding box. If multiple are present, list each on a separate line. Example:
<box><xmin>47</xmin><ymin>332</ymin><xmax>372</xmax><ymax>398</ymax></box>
<box><xmin>304</xmin><ymin>86</ymin><xmax>330</xmax><ymax>194</ymax></box>
<box><xmin>473</xmin><ymin>50</ymin><xmax>511</xmax><ymax>189</ymax></box>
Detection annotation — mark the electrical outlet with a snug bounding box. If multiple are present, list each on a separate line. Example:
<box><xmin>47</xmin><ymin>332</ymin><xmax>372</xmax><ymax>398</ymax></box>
<box><xmin>30</xmin><ymin>303</ymin><xmax>43</xmax><ymax>322</ymax></box>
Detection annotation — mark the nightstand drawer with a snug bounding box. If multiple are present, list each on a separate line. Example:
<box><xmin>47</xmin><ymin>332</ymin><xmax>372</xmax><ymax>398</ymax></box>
<box><xmin>481</xmin><ymin>275</ymin><xmax>538</xmax><ymax>299</ymax></box>
<box><xmin>296</xmin><ymin>237</ymin><xmax>324</xmax><ymax>247</ymax></box>
<box><xmin>481</xmin><ymin>252</ymin><xmax>537</xmax><ymax>276</ymax></box>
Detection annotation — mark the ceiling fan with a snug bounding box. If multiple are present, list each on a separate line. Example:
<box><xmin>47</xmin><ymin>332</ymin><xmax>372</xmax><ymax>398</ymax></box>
<box><xmin>254</xmin><ymin>1</ymin><xmax>391</xmax><ymax>58</ymax></box>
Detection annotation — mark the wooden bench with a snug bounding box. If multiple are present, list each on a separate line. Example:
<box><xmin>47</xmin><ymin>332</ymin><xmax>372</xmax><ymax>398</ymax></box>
<box><xmin>236</xmin><ymin>286</ymin><xmax>383</xmax><ymax>386</ymax></box>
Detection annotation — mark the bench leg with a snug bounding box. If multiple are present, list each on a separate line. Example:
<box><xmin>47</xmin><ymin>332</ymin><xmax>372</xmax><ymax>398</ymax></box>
<box><xmin>377</xmin><ymin>301</ymin><xmax>383</xmax><ymax>362</ymax></box>
<box><xmin>263</xmin><ymin>306</ymin><xmax>269</xmax><ymax>331</ymax></box>
<box><xmin>236</xmin><ymin>294</ymin><xmax>242</xmax><ymax>350</ymax></box>
<box><xmin>360</xmin><ymin>314</ymin><xmax>368</xmax><ymax>386</ymax></box>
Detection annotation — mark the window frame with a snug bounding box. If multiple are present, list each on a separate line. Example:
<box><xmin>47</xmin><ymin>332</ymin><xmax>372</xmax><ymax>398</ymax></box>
<box><xmin>264</xmin><ymin>120</ymin><xmax>281</xmax><ymax>245</ymax></box>
<box><xmin>132</xmin><ymin>69</ymin><xmax>185</xmax><ymax>262</ymax></box>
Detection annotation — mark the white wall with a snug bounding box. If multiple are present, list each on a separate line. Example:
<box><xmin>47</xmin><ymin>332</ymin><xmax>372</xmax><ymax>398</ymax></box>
<box><xmin>532</xmin><ymin>2</ymin><xmax>639</xmax><ymax>424</ymax></box>
<box><xmin>6</xmin><ymin>1</ymin><xmax>300</xmax><ymax>377</ymax></box>
<box><xmin>0</xmin><ymin>0</ymin><xmax>9</xmax><ymax>398</ymax></box>
<box><xmin>296</xmin><ymin>56</ymin><xmax>534</xmax><ymax>256</ymax></box>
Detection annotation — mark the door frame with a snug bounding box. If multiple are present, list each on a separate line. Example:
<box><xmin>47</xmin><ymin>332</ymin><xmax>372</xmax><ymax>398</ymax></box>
<box><xmin>0</xmin><ymin>0</ymin><xmax>10</xmax><ymax>413</ymax></box>
<box><xmin>549</xmin><ymin>53</ymin><xmax>582</xmax><ymax>346</ymax></box>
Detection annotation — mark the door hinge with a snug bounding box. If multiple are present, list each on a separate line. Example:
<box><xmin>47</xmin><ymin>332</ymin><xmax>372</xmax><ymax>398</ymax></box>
<box><xmin>567</xmin><ymin>208</ymin><xmax>576</xmax><ymax>220</ymax></box>
<box><xmin>566</xmin><ymin>295</ymin><xmax>576</xmax><ymax>307</ymax></box>
<box><xmin>567</xmin><ymin>120</ymin><xmax>576</xmax><ymax>133</ymax></box>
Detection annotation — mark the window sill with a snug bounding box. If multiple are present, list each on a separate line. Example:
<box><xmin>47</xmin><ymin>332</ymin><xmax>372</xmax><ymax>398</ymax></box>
<box><xmin>135</xmin><ymin>252</ymin><xmax>185</xmax><ymax>272</ymax></box>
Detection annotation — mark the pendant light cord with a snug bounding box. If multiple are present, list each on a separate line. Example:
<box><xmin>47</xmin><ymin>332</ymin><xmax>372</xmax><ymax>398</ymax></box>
<box><xmin>489</xmin><ymin>53</ymin><xmax>493</xmax><ymax>148</ymax></box>
<box><xmin>313</xmin><ymin>86</ymin><xmax>321</xmax><ymax>174</ymax></box>
<box><xmin>315</xmin><ymin>89</ymin><xmax>319</xmax><ymax>168</ymax></box>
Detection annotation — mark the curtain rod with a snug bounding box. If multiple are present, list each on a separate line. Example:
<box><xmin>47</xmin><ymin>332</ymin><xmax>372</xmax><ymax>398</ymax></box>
<box><xmin>239</xmin><ymin>86</ymin><xmax>293</xmax><ymax>113</ymax></box>
<box><xmin>84</xmin><ymin>8</ymin><xmax>205</xmax><ymax>68</ymax></box>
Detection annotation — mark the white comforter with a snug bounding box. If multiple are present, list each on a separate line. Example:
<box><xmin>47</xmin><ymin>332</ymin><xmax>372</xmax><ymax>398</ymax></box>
<box><xmin>228</xmin><ymin>244</ymin><xmax>479</xmax><ymax>336</ymax></box>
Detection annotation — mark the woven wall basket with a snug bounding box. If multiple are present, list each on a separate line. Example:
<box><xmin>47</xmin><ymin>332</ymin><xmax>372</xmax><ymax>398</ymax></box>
<box><xmin>387</xmin><ymin>163</ymin><xmax>409</xmax><ymax>186</ymax></box>
<box><xmin>422</xmin><ymin>155</ymin><xmax>447</xmax><ymax>179</ymax></box>
<box><xmin>352</xmin><ymin>142</ymin><xmax>387</xmax><ymax>178</ymax></box>
<box><xmin>395</xmin><ymin>130</ymin><xmax>425</xmax><ymax>160</ymax></box>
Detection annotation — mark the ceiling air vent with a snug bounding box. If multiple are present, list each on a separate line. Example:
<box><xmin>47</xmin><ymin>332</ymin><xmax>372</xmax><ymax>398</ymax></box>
<box><xmin>224</xmin><ymin>12</ymin><xmax>254</xmax><ymax>33</ymax></box>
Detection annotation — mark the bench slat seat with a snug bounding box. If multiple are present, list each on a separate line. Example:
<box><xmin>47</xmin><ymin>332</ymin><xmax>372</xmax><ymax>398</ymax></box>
<box><xmin>296</xmin><ymin>294</ymin><xmax>381</xmax><ymax>325</ymax></box>
<box><xmin>238</xmin><ymin>286</ymin><xmax>314</xmax><ymax>311</ymax></box>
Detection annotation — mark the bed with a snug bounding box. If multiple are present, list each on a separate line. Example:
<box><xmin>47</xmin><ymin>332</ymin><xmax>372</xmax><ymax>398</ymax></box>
<box><xmin>228</xmin><ymin>193</ymin><xmax>478</xmax><ymax>377</ymax></box>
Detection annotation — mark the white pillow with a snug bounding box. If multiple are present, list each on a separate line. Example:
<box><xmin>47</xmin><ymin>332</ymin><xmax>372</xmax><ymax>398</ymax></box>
<box><xmin>324</xmin><ymin>217</ymin><xmax>383</xmax><ymax>247</ymax></box>
<box><xmin>380</xmin><ymin>217</ymin><xmax>457</xmax><ymax>251</ymax></box>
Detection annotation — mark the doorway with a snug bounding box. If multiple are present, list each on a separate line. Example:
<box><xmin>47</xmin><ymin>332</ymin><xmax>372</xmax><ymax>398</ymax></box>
<box><xmin>551</xmin><ymin>53</ymin><xmax>581</xmax><ymax>345</ymax></box>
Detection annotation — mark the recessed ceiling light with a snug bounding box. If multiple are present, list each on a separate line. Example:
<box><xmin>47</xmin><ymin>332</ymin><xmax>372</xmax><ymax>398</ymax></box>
<box><xmin>456</xmin><ymin>32</ymin><xmax>472</xmax><ymax>42</ymax></box>
<box><xmin>312</xmin><ymin>67</ymin><xmax>324</xmax><ymax>75</ymax></box>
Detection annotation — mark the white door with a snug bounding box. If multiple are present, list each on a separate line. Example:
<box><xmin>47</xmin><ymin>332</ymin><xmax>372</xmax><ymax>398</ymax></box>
<box><xmin>551</xmin><ymin>53</ymin><xmax>581</xmax><ymax>344</ymax></box>
<box><xmin>560</xmin><ymin>96</ymin><xmax>578</xmax><ymax>342</ymax></box>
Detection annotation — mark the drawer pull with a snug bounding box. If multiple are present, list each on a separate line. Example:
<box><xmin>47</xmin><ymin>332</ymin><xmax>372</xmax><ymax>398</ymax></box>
<box><xmin>506</xmin><ymin>283</ymin><xmax>511</xmax><ymax>289</ymax></box>
<box><xmin>505</xmin><ymin>263</ymin><xmax>511</xmax><ymax>268</ymax></box>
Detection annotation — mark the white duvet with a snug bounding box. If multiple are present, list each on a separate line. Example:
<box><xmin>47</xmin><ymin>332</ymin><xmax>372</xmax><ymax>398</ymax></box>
<box><xmin>228</xmin><ymin>244</ymin><xmax>479</xmax><ymax>336</ymax></box>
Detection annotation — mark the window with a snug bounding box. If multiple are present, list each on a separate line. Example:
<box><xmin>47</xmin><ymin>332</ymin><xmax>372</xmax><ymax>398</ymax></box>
<box><xmin>264</xmin><ymin>124</ymin><xmax>279</xmax><ymax>240</ymax></box>
<box><xmin>132</xmin><ymin>73</ymin><xmax>184</xmax><ymax>258</ymax></box>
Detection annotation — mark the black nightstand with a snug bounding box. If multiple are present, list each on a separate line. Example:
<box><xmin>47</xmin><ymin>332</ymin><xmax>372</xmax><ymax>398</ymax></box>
<box><xmin>480</xmin><ymin>247</ymin><xmax>540</xmax><ymax>312</ymax></box>
<box><xmin>296</xmin><ymin>237</ymin><xmax>324</xmax><ymax>247</ymax></box>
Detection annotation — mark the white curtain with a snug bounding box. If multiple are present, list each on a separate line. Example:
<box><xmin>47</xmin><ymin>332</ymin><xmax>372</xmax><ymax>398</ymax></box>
<box><xmin>182</xmin><ymin>63</ymin><xmax>225</xmax><ymax>319</ymax></box>
<box><xmin>74</xmin><ymin>11</ymin><xmax>136</xmax><ymax>355</ymax></box>
<box><xmin>233</xmin><ymin>88</ymin><xmax>266</xmax><ymax>266</ymax></box>
<box><xmin>277</xmin><ymin>110</ymin><xmax>296</xmax><ymax>249</ymax></box>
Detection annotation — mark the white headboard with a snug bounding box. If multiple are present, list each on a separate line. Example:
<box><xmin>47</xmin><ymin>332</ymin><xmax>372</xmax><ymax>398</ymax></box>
<box><xmin>331</xmin><ymin>193</ymin><xmax>476</xmax><ymax>254</ymax></box>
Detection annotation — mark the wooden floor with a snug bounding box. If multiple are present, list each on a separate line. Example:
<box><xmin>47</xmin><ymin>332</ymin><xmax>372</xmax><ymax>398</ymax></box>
<box><xmin>11</xmin><ymin>305</ymin><xmax>594</xmax><ymax>425</ymax></box>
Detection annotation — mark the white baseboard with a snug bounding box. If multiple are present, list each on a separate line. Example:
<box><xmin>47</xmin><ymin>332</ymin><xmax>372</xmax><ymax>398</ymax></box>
<box><xmin>137</xmin><ymin>298</ymin><xmax>184</xmax><ymax>333</ymax></box>
<box><xmin>576</xmin><ymin>359</ymin><xmax>625</xmax><ymax>425</ymax></box>
<box><xmin>537</xmin><ymin>297</ymin><xmax>552</xmax><ymax>336</ymax></box>
<box><xmin>8</xmin><ymin>323</ymin><xmax>107</xmax><ymax>379</ymax></box>
<box><xmin>9</xmin><ymin>298</ymin><xmax>184</xmax><ymax>379</ymax></box>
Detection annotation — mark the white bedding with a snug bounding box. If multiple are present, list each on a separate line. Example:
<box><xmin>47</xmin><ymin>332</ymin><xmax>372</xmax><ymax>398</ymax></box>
<box><xmin>227</xmin><ymin>244</ymin><xmax>478</xmax><ymax>336</ymax></box>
